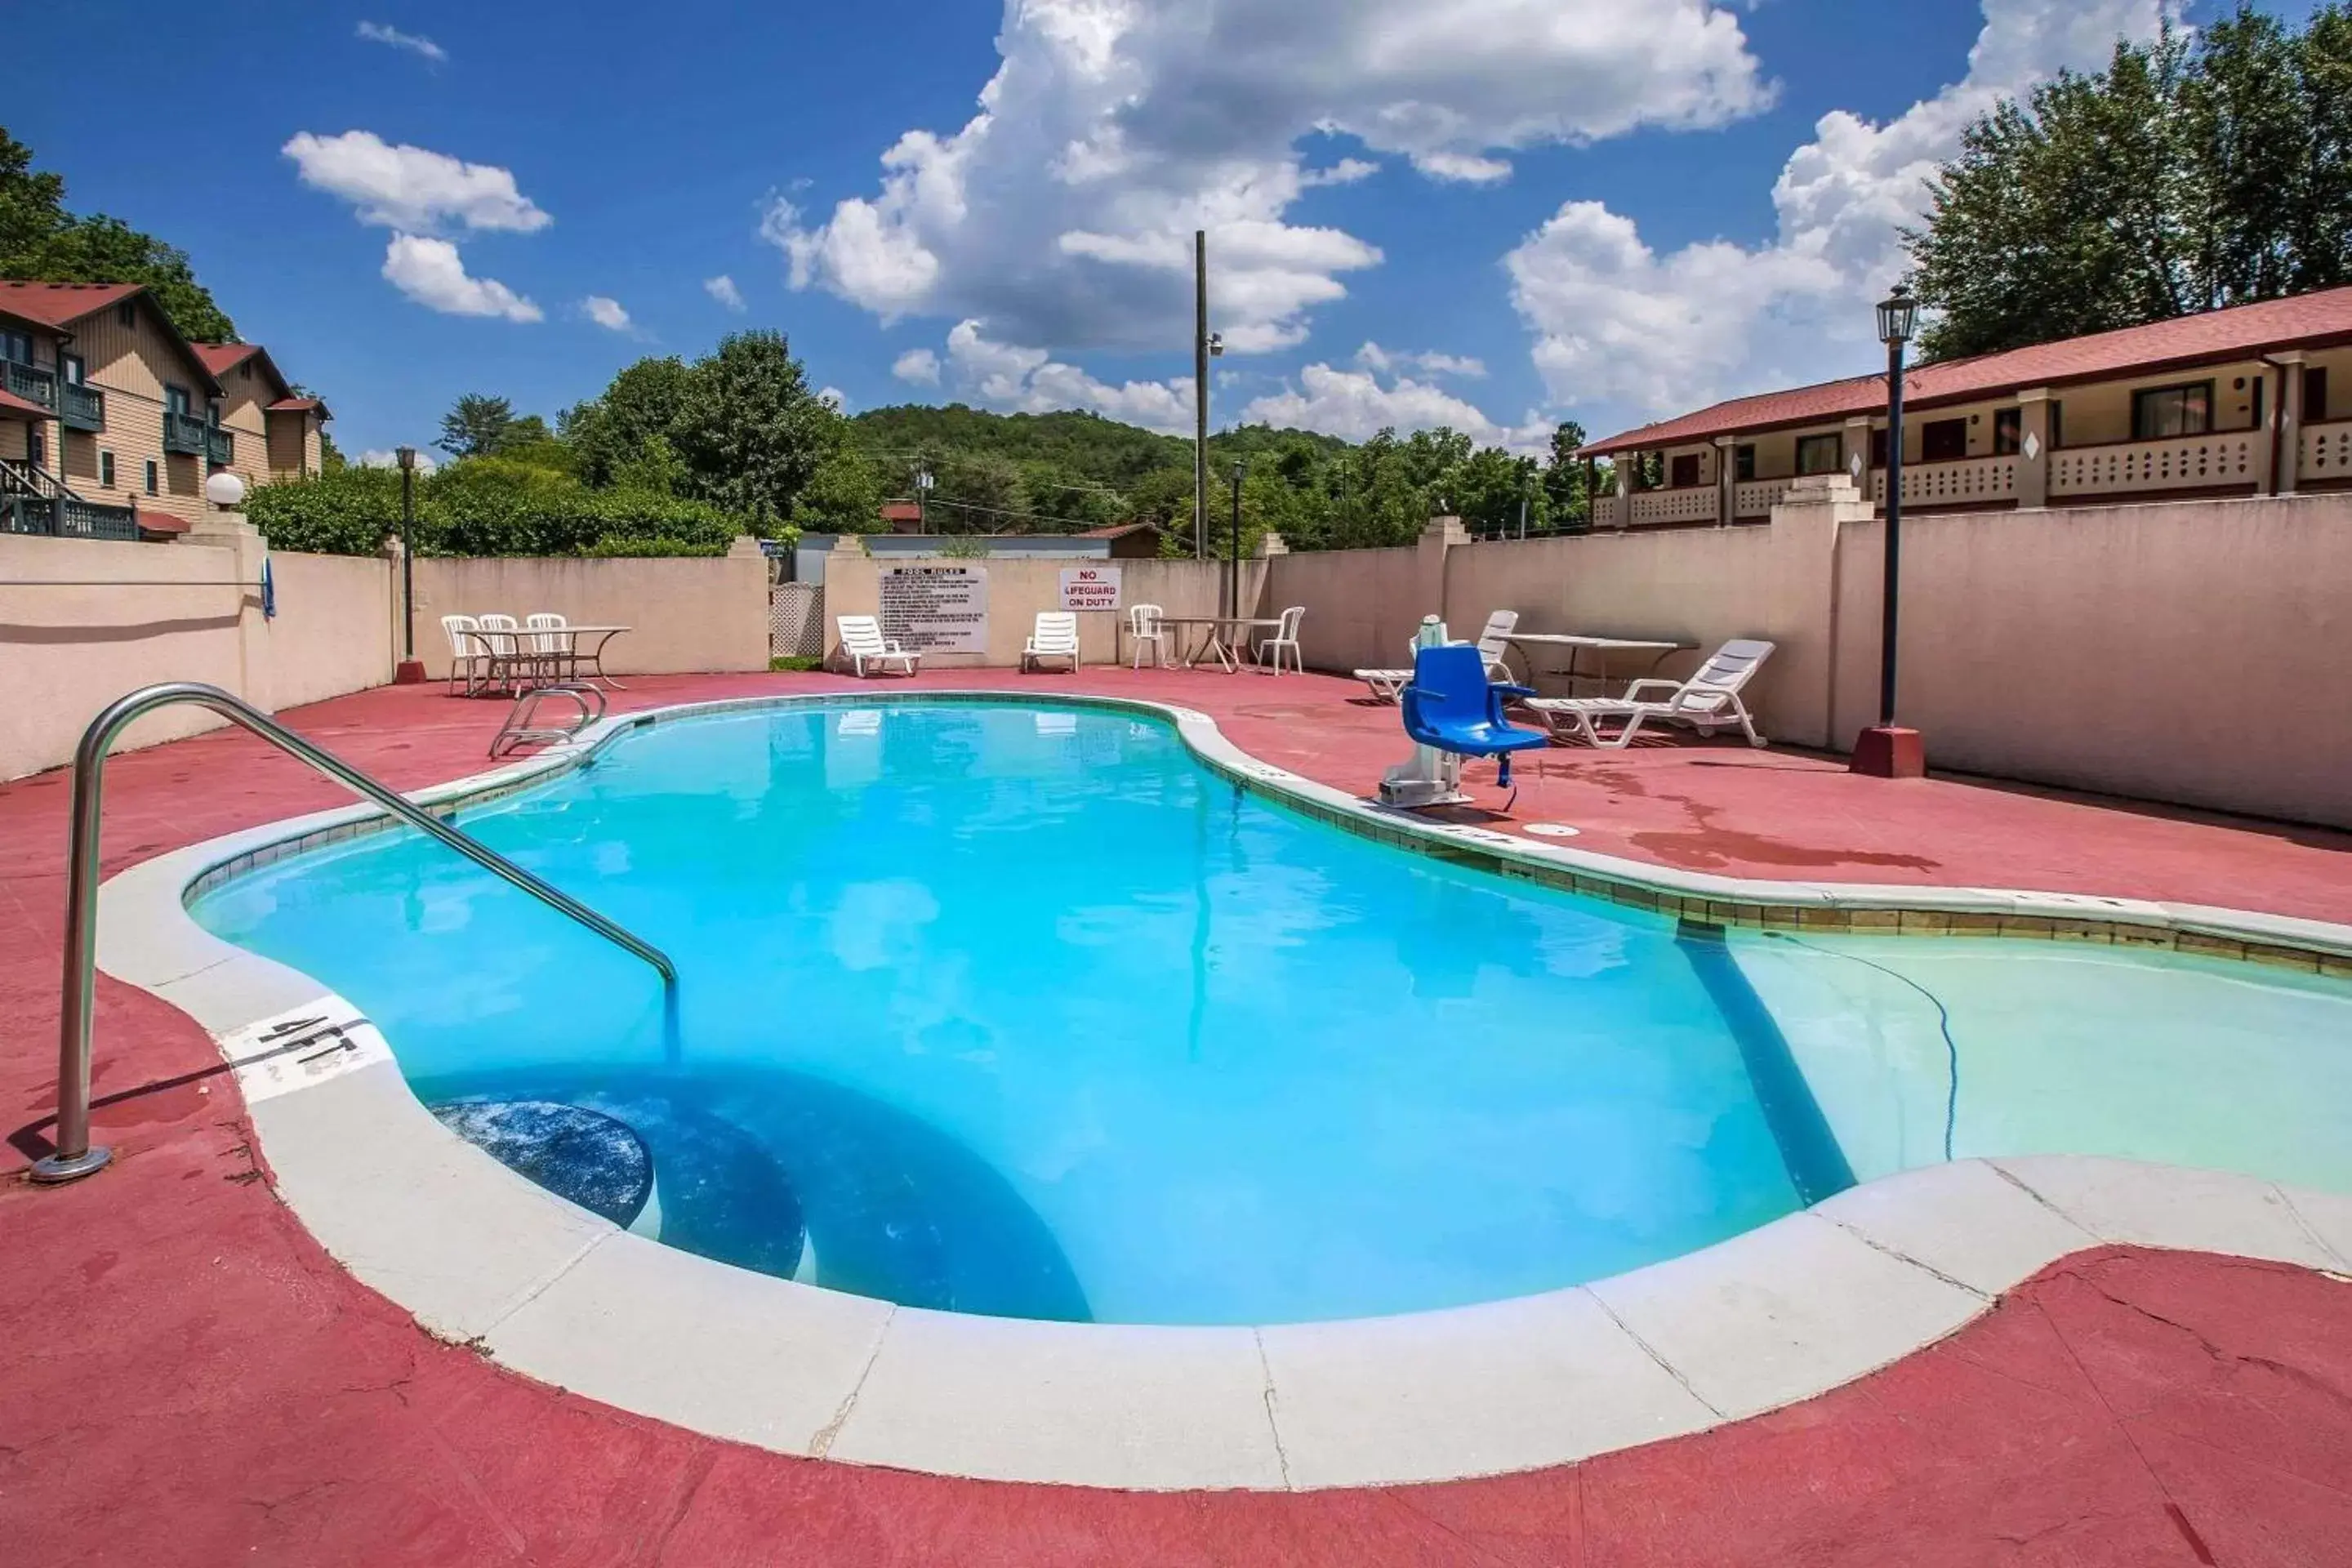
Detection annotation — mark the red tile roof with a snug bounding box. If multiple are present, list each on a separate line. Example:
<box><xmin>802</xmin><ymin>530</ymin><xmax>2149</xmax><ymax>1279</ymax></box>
<box><xmin>1582</xmin><ymin>284</ymin><xmax>2352</xmax><ymax>457</ymax></box>
<box><xmin>266</xmin><ymin>396</ymin><xmax>323</xmax><ymax>412</ymax></box>
<box><xmin>1076</xmin><ymin>521</ymin><xmax>1162</xmax><ymax>539</ymax></box>
<box><xmin>192</xmin><ymin>342</ymin><xmax>260</xmax><ymax>376</ymax></box>
<box><xmin>135</xmin><ymin>508</ymin><xmax>191</xmax><ymax>534</ymax></box>
<box><xmin>0</xmin><ymin>280</ymin><xmax>145</xmax><ymax>329</ymax></box>
<box><xmin>0</xmin><ymin>387</ymin><xmax>49</xmax><ymax>420</ymax></box>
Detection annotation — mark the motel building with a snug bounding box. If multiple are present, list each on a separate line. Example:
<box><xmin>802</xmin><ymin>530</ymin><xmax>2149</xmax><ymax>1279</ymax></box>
<box><xmin>0</xmin><ymin>280</ymin><xmax>328</xmax><ymax>542</ymax></box>
<box><xmin>1578</xmin><ymin>285</ymin><xmax>2352</xmax><ymax>528</ymax></box>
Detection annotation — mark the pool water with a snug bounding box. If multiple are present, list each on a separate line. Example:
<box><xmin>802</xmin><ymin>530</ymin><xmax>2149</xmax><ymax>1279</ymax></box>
<box><xmin>193</xmin><ymin>702</ymin><xmax>2352</xmax><ymax>1325</ymax></box>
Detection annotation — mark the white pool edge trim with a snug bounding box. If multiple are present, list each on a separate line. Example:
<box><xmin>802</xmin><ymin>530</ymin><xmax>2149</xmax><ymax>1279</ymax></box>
<box><xmin>93</xmin><ymin>691</ymin><xmax>2352</xmax><ymax>1492</ymax></box>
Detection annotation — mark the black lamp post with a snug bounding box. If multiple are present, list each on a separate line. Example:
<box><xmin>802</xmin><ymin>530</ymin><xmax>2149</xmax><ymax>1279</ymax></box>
<box><xmin>1852</xmin><ymin>284</ymin><xmax>1925</xmax><ymax>777</ymax></box>
<box><xmin>392</xmin><ymin>445</ymin><xmax>425</xmax><ymax>684</ymax></box>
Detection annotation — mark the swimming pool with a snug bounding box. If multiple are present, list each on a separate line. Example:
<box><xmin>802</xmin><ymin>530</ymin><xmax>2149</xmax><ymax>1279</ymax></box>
<box><xmin>190</xmin><ymin>701</ymin><xmax>2352</xmax><ymax>1327</ymax></box>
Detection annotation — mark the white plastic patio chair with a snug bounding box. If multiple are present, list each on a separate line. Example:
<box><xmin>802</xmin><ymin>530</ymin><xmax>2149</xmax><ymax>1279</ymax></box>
<box><xmin>1022</xmin><ymin>611</ymin><xmax>1081</xmax><ymax>672</ymax></box>
<box><xmin>835</xmin><ymin>614</ymin><xmax>920</xmax><ymax>677</ymax></box>
<box><xmin>439</xmin><ymin>614</ymin><xmax>483</xmax><ymax>696</ymax></box>
<box><xmin>525</xmin><ymin>612</ymin><xmax>572</xmax><ymax>684</ymax></box>
<box><xmin>1523</xmin><ymin>638</ymin><xmax>1775</xmax><ymax>748</ymax></box>
<box><xmin>1128</xmin><ymin>603</ymin><xmax>1169</xmax><ymax>669</ymax></box>
<box><xmin>1255</xmin><ymin>605</ymin><xmax>1306</xmax><ymax>675</ymax></box>
<box><xmin>475</xmin><ymin>612</ymin><xmax>528</xmax><ymax>694</ymax></box>
<box><xmin>1354</xmin><ymin>610</ymin><xmax>1517</xmax><ymax>702</ymax></box>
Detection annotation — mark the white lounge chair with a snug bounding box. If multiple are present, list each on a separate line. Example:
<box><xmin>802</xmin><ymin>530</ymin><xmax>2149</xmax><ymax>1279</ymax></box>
<box><xmin>1354</xmin><ymin>610</ymin><xmax>1518</xmax><ymax>702</ymax></box>
<box><xmin>1255</xmin><ymin>605</ymin><xmax>1306</xmax><ymax>675</ymax></box>
<box><xmin>1128</xmin><ymin>603</ymin><xmax>1169</xmax><ymax>669</ymax></box>
<box><xmin>1524</xmin><ymin>638</ymin><xmax>1775</xmax><ymax>748</ymax></box>
<box><xmin>835</xmin><ymin>614</ymin><xmax>920</xmax><ymax>677</ymax></box>
<box><xmin>1022</xmin><ymin>611</ymin><xmax>1080</xmax><ymax>672</ymax></box>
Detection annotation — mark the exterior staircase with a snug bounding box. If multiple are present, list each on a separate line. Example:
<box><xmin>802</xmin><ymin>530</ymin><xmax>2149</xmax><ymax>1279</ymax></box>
<box><xmin>0</xmin><ymin>457</ymin><xmax>141</xmax><ymax>541</ymax></box>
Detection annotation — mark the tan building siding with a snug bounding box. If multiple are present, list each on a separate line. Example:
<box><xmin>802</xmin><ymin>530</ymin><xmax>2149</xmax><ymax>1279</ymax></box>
<box><xmin>60</xmin><ymin>301</ymin><xmax>217</xmax><ymax>523</ymax></box>
<box><xmin>265</xmin><ymin>414</ymin><xmax>308</xmax><ymax>477</ymax></box>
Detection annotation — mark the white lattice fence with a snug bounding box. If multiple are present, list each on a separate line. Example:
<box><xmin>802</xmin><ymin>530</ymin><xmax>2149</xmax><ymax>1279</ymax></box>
<box><xmin>769</xmin><ymin>582</ymin><xmax>826</xmax><ymax>660</ymax></box>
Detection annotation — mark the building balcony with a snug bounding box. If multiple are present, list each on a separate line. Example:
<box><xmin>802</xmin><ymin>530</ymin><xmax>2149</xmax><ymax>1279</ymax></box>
<box><xmin>0</xmin><ymin>494</ymin><xmax>141</xmax><ymax>541</ymax></box>
<box><xmin>57</xmin><ymin>381</ymin><xmax>103</xmax><ymax>432</ymax></box>
<box><xmin>206</xmin><ymin>425</ymin><xmax>234</xmax><ymax>466</ymax></box>
<box><xmin>162</xmin><ymin>409</ymin><xmax>210</xmax><ymax>456</ymax></box>
<box><xmin>2</xmin><ymin>359</ymin><xmax>56</xmax><ymax>412</ymax></box>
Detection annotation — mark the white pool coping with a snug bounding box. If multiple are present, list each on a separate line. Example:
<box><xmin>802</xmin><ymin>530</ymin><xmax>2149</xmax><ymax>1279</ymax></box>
<box><xmin>95</xmin><ymin>691</ymin><xmax>2352</xmax><ymax>1491</ymax></box>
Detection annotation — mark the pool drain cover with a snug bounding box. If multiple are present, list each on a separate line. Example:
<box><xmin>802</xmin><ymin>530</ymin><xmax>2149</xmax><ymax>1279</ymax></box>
<box><xmin>1522</xmin><ymin>822</ymin><xmax>1582</xmax><ymax>838</ymax></box>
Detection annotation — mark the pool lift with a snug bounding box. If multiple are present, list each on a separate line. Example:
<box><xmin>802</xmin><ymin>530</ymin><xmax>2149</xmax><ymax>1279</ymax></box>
<box><xmin>1379</xmin><ymin>618</ymin><xmax>1550</xmax><ymax>810</ymax></box>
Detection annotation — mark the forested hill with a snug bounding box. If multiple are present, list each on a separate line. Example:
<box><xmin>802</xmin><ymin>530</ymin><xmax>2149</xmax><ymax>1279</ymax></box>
<box><xmin>847</xmin><ymin>403</ymin><xmax>1352</xmax><ymax>487</ymax></box>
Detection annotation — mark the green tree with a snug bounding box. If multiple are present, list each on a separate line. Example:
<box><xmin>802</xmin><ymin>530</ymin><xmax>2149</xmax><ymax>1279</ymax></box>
<box><xmin>1541</xmin><ymin>421</ymin><xmax>1591</xmax><ymax>532</ymax></box>
<box><xmin>0</xmin><ymin>127</ymin><xmax>236</xmax><ymax>341</ymax></box>
<box><xmin>1909</xmin><ymin>7</ymin><xmax>2352</xmax><ymax>360</ymax></box>
<box><xmin>791</xmin><ymin>445</ymin><xmax>884</xmax><ymax>533</ymax></box>
<box><xmin>437</xmin><ymin>394</ymin><xmax>519</xmax><ymax>459</ymax></box>
<box><xmin>668</xmin><ymin>330</ymin><xmax>839</xmax><ymax>526</ymax></box>
<box><xmin>561</xmin><ymin>356</ymin><xmax>696</xmax><ymax>488</ymax></box>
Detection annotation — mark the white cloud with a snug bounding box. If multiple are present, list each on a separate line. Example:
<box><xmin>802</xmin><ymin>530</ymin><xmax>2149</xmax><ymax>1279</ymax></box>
<box><xmin>283</xmin><ymin>130</ymin><xmax>550</xmax><ymax>234</ymax></box>
<box><xmin>703</xmin><ymin>274</ymin><xmax>746</xmax><ymax>312</ymax></box>
<box><xmin>892</xmin><ymin>347</ymin><xmax>942</xmax><ymax>385</ymax></box>
<box><xmin>927</xmin><ymin>319</ymin><xmax>1197</xmax><ymax>434</ymax></box>
<box><xmin>581</xmin><ymin>295</ymin><xmax>633</xmax><ymax>332</ymax></box>
<box><xmin>1301</xmin><ymin>158</ymin><xmax>1382</xmax><ymax>188</ymax></box>
<box><xmin>817</xmin><ymin>386</ymin><xmax>849</xmax><ymax>411</ymax></box>
<box><xmin>355</xmin><ymin>21</ymin><xmax>445</xmax><ymax>63</ymax></box>
<box><xmin>381</xmin><ymin>234</ymin><xmax>541</xmax><ymax>321</ymax></box>
<box><xmin>768</xmin><ymin>0</ymin><xmax>1770</xmax><ymax>355</ymax></box>
<box><xmin>359</xmin><ymin>448</ymin><xmax>438</xmax><ymax>471</ymax></box>
<box><xmin>1243</xmin><ymin>362</ymin><xmax>1548</xmax><ymax>452</ymax></box>
<box><xmin>1356</xmin><ymin>342</ymin><xmax>1486</xmax><ymax>379</ymax></box>
<box><xmin>1507</xmin><ymin>0</ymin><xmax>2172</xmax><ymax>435</ymax></box>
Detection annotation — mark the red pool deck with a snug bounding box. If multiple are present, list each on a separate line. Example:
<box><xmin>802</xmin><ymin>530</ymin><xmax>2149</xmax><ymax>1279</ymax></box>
<box><xmin>3</xmin><ymin>668</ymin><xmax>2349</xmax><ymax>1566</ymax></box>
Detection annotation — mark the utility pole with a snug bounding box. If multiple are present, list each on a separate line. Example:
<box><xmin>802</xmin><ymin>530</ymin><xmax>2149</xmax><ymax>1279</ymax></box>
<box><xmin>1194</xmin><ymin>229</ymin><xmax>1209</xmax><ymax>560</ymax></box>
<box><xmin>1226</xmin><ymin>461</ymin><xmax>1245</xmax><ymax>620</ymax></box>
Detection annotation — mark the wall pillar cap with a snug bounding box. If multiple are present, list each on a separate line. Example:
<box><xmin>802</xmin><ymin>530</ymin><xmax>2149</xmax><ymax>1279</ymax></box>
<box><xmin>726</xmin><ymin>535</ymin><xmax>766</xmax><ymax>559</ymax></box>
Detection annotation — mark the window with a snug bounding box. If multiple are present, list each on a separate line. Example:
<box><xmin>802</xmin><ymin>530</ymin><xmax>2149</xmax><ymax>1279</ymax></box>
<box><xmin>165</xmin><ymin>385</ymin><xmax>190</xmax><ymax>416</ymax></box>
<box><xmin>99</xmin><ymin>450</ymin><xmax>115</xmax><ymax>488</ymax></box>
<box><xmin>28</xmin><ymin>427</ymin><xmax>43</xmax><ymax>467</ymax></box>
<box><xmin>2132</xmin><ymin>381</ymin><xmax>2213</xmax><ymax>439</ymax></box>
<box><xmin>1734</xmin><ymin>444</ymin><xmax>1757</xmax><ymax>482</ymax></box>
<box><xmin>2305</xmin><ymin>366</ymin><xmax>2330</xmax><ymax>423</ymax></box>
<box><xmin>117</xmin><ymin>301</ymin><xmax>136</xmax><ymax>327</ymax></box>
<box><xmin>59</xmin><ymin>353</ymin><xmax>83</xmax><ymax>385</ymax></box>
<box><xmin>1921</xmin><ymin>417</ymin><xmax>1968</xmax><ymax>462</ymax></box>
<box><xmin>238</xmin><ymin>361</ymin><xmax>252</xmax><ymax>381</ymax></box>
<box><xmin>1669</xmin><ymin>452</ymin><xmax>1702</xmax><ymax>488</ymax></box>
<box><xmin>1796</xmin><ymin>433</ymin><xmax>1842</xmax><ymax>475</ymax></box>
<box><xmin>144</xmin><ymin>459</ymin><xmax>158</xmax><ymax>495</ymax></box>
<box><xmin>0</xmin><ymin>328</ymin><xmax>30</xmax><ymax>364</ymax></box>
<box><xmin>1993</xmin><ymin>407</ymin><xmax>2022</xmax><ymax>456</ymax></box>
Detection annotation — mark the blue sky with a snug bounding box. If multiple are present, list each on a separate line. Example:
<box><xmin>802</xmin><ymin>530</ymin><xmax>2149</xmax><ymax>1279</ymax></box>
<box><xmin>8</xmin><ymin>1</ymin><xmax>2306</xmax><ymax>460</ymax></box>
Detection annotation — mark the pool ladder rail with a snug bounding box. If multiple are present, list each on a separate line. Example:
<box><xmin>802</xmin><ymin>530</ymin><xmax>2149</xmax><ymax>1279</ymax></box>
<box><xmin>489</xmin><ymin>682</ymin><xmax>607</xmax><ymax>760</ymax></box>
<box><xmin>29</xmin><ymin>681</ymin><xmax>677</xmax><ymax>1187</ymax></box>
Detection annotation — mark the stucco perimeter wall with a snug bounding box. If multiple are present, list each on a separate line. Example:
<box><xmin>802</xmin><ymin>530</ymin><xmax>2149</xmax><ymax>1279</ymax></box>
<box><xmin>822</xmin><ymin>552</ymin><xmax>1248</xmax><ymax>667</ymax></box>
<box><xmin>1830</xmin><ymin>494</ymin><xmax>2352</xmax><ymax>826</ymax></box>
<box><xmin>264</xmin><ymin>551</ymin><xmax>394</xmax><ymax>712</ymax></box>
<box><xmin>408</xmin><ymin>550</ymin><xmax>770</xmax><ymax>681</ymax></box>
<box><xmin>0</xmin><ymin>534</ymin><xmax>395</xmax><ymax>781</ymax></box>
<box><xmin>1263</xmin><ymin>547</ymin><xmax>1421</xmax><ymax>676</ymax></box>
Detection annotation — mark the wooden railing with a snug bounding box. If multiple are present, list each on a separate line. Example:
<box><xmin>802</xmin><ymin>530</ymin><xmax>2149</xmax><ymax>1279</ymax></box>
<box><xmin>57</xmin><ymin>381</ymin><xmax>103</xmax><ymax>431</ymax></box>
<box><xmin>2</xmin><ymin>359</ymin><xmax>57</xmax><ymax>410</ymax></box>
<box><xmin>2048</xmin><ymin>431</ymin><xmax>2258</xmax><ymax>497</ymax></box>
<box><xmin>0</xmin><ymin>495</ymin><xmax>141</xmax><ymax>540</ymax></box>
<box><xmin>2299</xmin><ymin>419</ymin><xmax>2352</xmax><ymax>483</ymax></box>
<box><xmin>1871</xmin><ymin>454</ymin><xmax>2019</xmax><ymax>506</ymax></box>
<box><xmin>161</xmin><ymin>409</ymin><xmax>210</xmax><ymax>455</ymax></box>
<box><xmin>1627</xmin><ymin>485</ymin><xmax>1718</xmax><ymax>527</ymax></box>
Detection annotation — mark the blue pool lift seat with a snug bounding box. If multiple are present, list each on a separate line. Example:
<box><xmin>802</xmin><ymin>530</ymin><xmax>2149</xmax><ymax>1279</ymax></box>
<box><xmin>1399</xmin><ymin>643</ymin><xmax>1550</xmax><ymax>789</ymax></box>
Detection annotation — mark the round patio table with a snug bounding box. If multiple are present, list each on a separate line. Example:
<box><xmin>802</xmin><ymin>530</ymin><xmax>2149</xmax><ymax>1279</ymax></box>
<box><xmin>1498</xmin><ymin>632</ymin><xmax>1690</xmax><ymax>696</ymax></box>
<box><xmin>456</xmin><ymin>625</ymin><xmax>634</xmax><ymax>695</ymax></box>
<box><xmin>1153</xmin><ymin>614</ymin><xmax>1290</xmax><ymax>672</ymax></box>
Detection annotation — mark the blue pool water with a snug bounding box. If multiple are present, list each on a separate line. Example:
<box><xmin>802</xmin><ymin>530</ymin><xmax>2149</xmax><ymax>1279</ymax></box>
<box><xmin>192</xmin><ymin>702</ymin><xmax>2352</xmax><ymax>1325</ymax></box>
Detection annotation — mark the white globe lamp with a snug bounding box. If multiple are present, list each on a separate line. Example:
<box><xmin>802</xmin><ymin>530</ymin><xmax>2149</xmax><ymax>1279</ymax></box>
<box><xmin>204</xmin><ymin>470</ymin><xmax>247</xmax><ymax>510</ymax></box>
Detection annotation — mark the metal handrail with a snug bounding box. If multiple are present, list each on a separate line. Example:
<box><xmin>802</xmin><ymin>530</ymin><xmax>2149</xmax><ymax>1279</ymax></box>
<box><xmin>31</xmin><ymin>681</ymin><xmax>676</xmax><ymax>1185</ymax></box>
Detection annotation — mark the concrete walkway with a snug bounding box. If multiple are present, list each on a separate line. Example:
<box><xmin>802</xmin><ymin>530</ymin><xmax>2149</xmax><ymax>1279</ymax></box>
<box><xmin>3</xmin><ymin>670</ymin><xmax>2348</xmax><ymax>1566</ymax></box>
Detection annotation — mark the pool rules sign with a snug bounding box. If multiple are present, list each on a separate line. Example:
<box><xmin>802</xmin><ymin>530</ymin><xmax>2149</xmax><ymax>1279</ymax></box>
<box><xmin>880</xmin><ymin>564</ymin><xmax>988</xmax><ymax>654</ymax></box>
<box><xmin>1058</xmin><ymin>564</ymin><xmax>1122</xmax><ymax>612</ymax></box>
